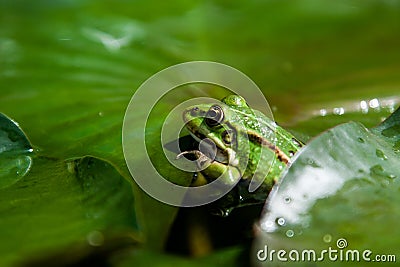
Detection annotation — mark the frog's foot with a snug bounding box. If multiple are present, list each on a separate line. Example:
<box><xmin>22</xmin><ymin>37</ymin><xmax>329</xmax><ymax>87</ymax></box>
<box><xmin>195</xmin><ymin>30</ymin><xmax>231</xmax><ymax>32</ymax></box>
<box><xmin>176</xmin><ymin>150</ymin><xmax>202</xmax><ymax>159</ymax></box>
<box><xmin>176</xmin><ymin>150</ymin><xmax>212</xmax><ymax>168</ymax></box>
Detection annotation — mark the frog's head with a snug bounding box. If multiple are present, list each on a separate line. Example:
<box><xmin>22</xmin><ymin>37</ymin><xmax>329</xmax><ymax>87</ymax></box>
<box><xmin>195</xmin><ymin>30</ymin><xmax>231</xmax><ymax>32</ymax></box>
<box><xmin>179</xmin><ymin>95</ymin><xmax>301</xmax><ymax>216</ymax></box>
<box><xmin>182</xmin><ymin>95</ymin><xmax>251</xmax><ymax>167</ymax></box>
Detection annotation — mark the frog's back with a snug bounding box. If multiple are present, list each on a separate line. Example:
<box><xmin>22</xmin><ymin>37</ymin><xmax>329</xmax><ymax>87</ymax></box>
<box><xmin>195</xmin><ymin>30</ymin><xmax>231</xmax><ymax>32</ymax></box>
<box><xmin>222</xmin><ymin>95</ymin><xmax>276</xmax><ymax>139</ymax></box>
<box><xmin>222</xmin><ymin>94</ymin><xmax>302</xmax><ymax>154</ymax></box>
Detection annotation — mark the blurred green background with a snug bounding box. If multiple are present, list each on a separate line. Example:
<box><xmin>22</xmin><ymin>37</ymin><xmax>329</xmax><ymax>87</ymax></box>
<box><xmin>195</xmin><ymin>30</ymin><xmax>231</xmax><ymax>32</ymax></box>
<box><xmin>0</xmin><ymin>0</ymin><xmax>399</xmax><ymax>266</ymax></box>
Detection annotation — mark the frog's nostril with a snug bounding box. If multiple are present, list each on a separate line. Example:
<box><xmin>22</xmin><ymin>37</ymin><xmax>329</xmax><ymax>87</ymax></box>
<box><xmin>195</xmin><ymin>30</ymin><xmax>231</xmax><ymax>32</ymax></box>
<box><xmin>190</xmin><ymin>107</ymin><xmax>199</xmax><ymax>116</ymax></box>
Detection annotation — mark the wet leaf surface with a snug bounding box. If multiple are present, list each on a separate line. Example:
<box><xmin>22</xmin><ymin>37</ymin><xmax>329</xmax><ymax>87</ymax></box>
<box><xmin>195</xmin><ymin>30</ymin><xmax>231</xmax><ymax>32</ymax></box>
<box><xmin>0</xmin><ymin>156</ymin><xmax>139</xmax><ymax>267</ymax></box>
<box><xmin>256</xmin><ymin>108</ymin><xmax>400</xmax><ymax>266</ymax></box>
<box><xmin>0</xmin><ymin>0</ymin><xmax>399</xmax><ymax>266</ymax></box>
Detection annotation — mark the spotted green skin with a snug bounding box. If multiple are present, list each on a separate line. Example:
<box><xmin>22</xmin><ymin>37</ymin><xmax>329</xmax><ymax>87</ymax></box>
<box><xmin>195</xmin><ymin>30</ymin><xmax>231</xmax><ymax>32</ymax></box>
<box><xmin>182</xmin><ymin>95</ymin><xmax>303</xmax><ymax>214</ymax></box>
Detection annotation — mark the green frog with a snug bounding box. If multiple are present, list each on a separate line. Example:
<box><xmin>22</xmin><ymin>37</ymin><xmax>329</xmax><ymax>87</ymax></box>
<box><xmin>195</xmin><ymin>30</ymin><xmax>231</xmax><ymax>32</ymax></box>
<box><xmin>177</xmin><ymin>95</ymin><xmax>303</xmax><ymax>216</ymax></box>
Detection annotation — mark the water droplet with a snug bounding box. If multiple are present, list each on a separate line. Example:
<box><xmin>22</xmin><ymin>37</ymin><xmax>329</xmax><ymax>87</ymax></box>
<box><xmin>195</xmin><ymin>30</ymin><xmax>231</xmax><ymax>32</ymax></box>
<box><xmin>376</xmin><ymin>149</ymin><xmax>388</xmax><ymax>160</ymax></box>
<box><xmin>87</xmin><ymin>230</ymin><xmax>104</xmax><ymax>246</ymax></box>
<box><xmin>286</xmin><ymin>230</ymin><xmax>294</xmax><ymax>238</ymax></box>
<box><xmin>370</xmin><ymin>164</ymin><xmax>396</xmax><ymax>180</ymax></box>
<box><xmin>283</xmin><ymin>196</ymin><xmax>292</xmax><ymax>204</ymax></box>
<box><xmin>323</xmin><ymin>234</ymin><xmax>332</xmax><ymax>243</ymax></box>
<box><xmin>305</xmin><ymin>158</ymin><xmax>320</xmax><ymax>168</ymax></box>
<box><xmin>369</xmin><ymin>98</ymin><xmax>380</xmax><ymax>109</ymax></box>
<box><xmin>360</xmin><ymin>100</ymin><xmax>369</xmax><ymax>113</ymax></box>
<box><xmin>15</xmin><ymin>156</ymin><xmax>32</xmax><ymax>177</ymax></box>
<box><xmin>319</xmin><ymin>109</ymin><xmax>327</xmax><ymax>116</ymax></box>
<box><xmin>98</xmin><ymin>111</ymin><xmax>104</xmax><ymax>117</ymax></box>
<box><xmin>333</xmin><ymin>107</ymin><xmax>345</xmax><ymax>115</ymax></box>
<box><xmin>276</xmin><ymin>217</ymin><xmax>286</xmax><ymax>226</ymax></box>
<box><xmin>357</xmin><ymin>137</ymin><xmax>365</xmax><ymax>143</ymax></box>
<box><xmin>370</xmin><ymin>164</ymin><xmax>383</xmax><ymax>174</ymax></box>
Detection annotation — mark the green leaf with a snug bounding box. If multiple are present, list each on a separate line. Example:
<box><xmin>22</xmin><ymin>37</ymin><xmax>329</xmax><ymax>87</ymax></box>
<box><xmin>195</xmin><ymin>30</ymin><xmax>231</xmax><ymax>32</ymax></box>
<box><xmin>0</xmin><ymin>113</ymin><xmax>33</xmax><ymax>189</ymax></box>
<box><xmin>256</xmin><ymin>107</ymin><xmax>400</xmax><ymax>266</ymax></box>
<box><xmin>1</xmin><ymin>0</ymin><xmax>400</xmax><ymax>265</ymax></box>
<box><xmin>0</xmin><ymin>156</ymin><xmax>139</xmax><ymax>267</ymax></box>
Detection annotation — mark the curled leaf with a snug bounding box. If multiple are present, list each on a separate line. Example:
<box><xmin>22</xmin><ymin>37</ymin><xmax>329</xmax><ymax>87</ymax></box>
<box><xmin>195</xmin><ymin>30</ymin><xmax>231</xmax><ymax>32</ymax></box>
<box><xmin>0</xmin><ymin>113</ymin><xmax>33</xmax><ymax>189</ymax></box>
<box><xmin>256</xmin><ymin>108</ymin><xmax>400</xmax><ymax>266</ymax></box>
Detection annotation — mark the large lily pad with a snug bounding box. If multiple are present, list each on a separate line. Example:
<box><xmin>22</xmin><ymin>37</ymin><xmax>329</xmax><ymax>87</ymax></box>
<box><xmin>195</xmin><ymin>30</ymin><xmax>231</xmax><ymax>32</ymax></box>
<box><xmin>1</xmin><ymin>0</ymin><xmax>400</xmax><ymax>266</ymax></box>
<box><xmin>256</xmin><ymin>108</ymin><xmax>400</xmax><ymax>266</ymax></box>
<box><xmin>0</xmin><ymin>155</ymin><xmax>139</xmax><ymax>267</ymax></box>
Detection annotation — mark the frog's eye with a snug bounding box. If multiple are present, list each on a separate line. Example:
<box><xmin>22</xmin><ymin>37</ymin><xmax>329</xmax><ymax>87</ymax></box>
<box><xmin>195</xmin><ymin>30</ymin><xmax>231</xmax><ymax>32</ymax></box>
<box><xmin>205</xmin><ymin>105</ymin><xmax>224</xmax><ymax>127</ymax></box>
<box><xmin>222</xmin><ymin>129</ymin><xmax>235</xmax><ymax>145</ymax></box>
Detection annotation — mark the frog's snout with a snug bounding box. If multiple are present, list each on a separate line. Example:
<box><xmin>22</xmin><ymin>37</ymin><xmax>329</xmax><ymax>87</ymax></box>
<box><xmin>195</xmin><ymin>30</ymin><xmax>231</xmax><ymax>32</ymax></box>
<box><xmin>182</xmin><ymin>106</ymin><xmax>206</xmax><ymax>123</ymax></box>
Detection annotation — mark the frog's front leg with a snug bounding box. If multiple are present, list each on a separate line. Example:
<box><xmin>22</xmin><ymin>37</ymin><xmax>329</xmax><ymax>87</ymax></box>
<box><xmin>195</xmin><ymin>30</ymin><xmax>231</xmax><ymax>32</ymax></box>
<box><xmin>200</xmin><ymin>160</ymin><xmax>241</xmax><ymax>186</ymax></box>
